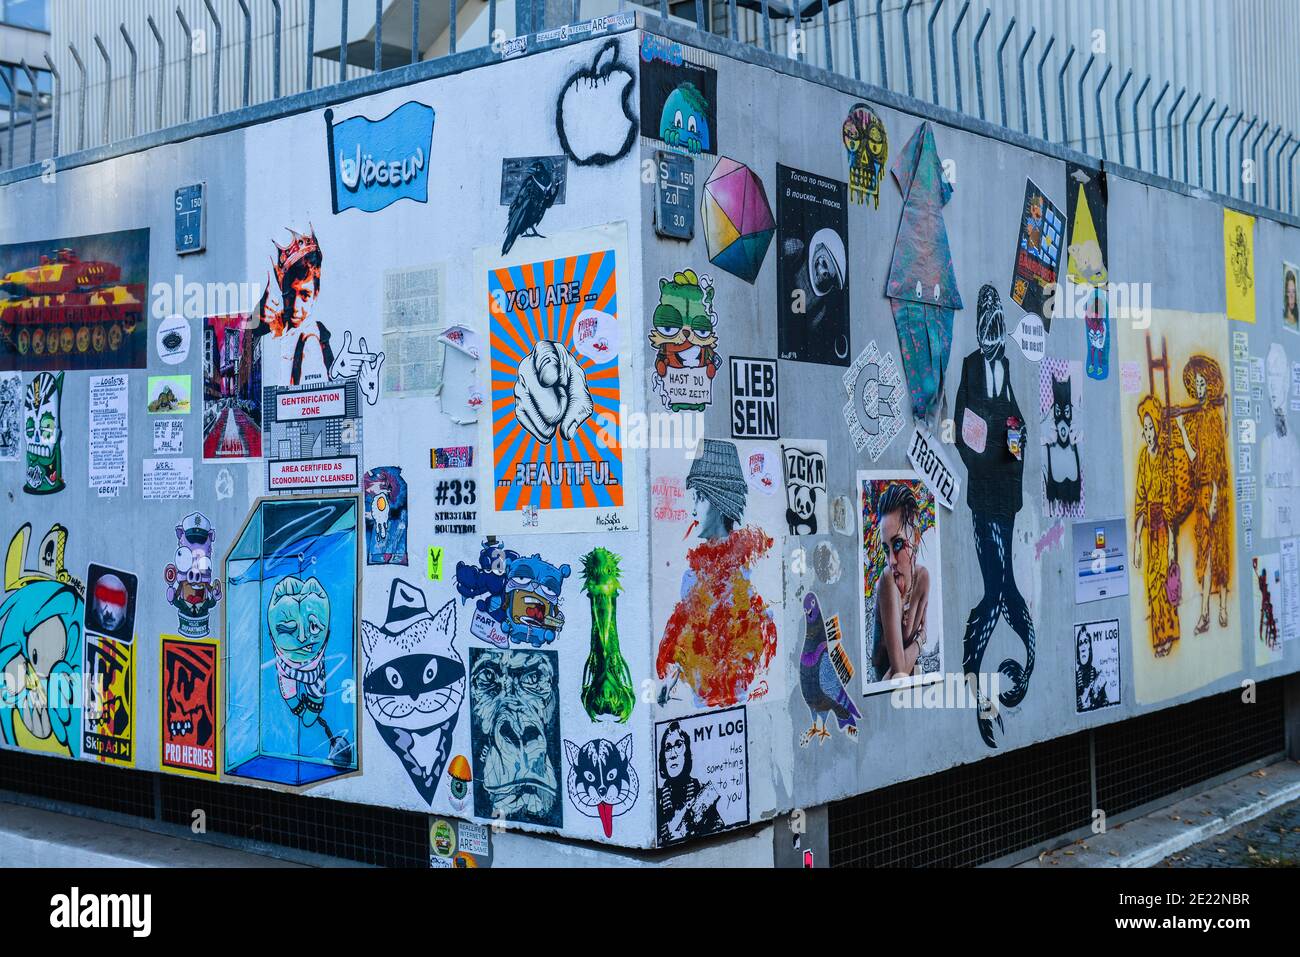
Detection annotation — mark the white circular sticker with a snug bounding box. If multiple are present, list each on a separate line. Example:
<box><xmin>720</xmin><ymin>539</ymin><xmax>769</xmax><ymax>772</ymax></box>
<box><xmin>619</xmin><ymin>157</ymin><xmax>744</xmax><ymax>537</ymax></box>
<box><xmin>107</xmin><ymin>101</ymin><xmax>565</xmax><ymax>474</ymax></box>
<box><xmin>156</xmin><ymin>315</ymin><xmax>190</xmax><ymax>365</ymax></box>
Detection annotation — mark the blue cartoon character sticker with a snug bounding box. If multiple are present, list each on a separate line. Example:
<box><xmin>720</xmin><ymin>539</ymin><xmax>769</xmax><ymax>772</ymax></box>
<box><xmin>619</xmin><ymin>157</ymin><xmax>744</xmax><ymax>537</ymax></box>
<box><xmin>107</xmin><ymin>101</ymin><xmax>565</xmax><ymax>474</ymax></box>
<box><xmin>659</xmin><ymin>83</ymin><xmax>711</xmax><ymax>155</ymax></box>
<box><xmin>456</xmin><ymin>537</ymin><xmax>570</xmax><ymax>647</ymax></box>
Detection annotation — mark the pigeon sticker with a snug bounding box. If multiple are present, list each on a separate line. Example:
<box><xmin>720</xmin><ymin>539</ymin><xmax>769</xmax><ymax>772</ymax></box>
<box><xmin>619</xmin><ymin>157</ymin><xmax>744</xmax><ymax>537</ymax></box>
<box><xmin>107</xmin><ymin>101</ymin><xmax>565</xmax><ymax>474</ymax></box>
<box><xmin>361</xmin><ymin>580</ymin><xmax>465</xmax><ymax>805</ymax></box>
<box><xmin>564</xmin><ymin>734</ymin><xmax>639</xmax><ymax>838</ymax></box>
<box><xmin>481</xmin><ymin>224</ymin><xmax>635</xmax><ymax>534</ymax></box>
<box><xmin>798</xmin><ymin>593</ymin><xmax>860</xmax><ymax>744</ymax></box>
<box><xmin>649</xmin><ymin>269</ymin><xmax>720</xmax><ymax>412</ymax></box>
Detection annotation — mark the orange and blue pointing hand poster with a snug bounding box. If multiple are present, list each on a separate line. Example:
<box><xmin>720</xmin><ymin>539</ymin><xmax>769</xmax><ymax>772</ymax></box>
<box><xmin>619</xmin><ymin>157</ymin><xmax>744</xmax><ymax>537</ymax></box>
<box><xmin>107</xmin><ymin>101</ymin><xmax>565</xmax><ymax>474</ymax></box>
<box><xmin>479</xmin><ymin>223</ymin><xmax>636</xmax><ymax>534</ymax></box>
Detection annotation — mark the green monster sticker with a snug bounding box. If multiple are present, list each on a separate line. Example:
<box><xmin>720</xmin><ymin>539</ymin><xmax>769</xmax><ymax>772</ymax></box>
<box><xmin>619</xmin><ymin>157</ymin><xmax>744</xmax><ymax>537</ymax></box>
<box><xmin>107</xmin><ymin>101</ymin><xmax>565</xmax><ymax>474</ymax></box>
<box><xmin>580</xmin><ymin>547</ymin><xmax>635</xmax><ymax>723</ymax></box>
<box><xmin>648</xmin><ymin>269</ymin><xmax>720</xmax><ymax>413</ymax></box>
<box><xmin>23</xmin><ymin>372</ymin><xmax>64</xmax><ymax>495</ymax></box>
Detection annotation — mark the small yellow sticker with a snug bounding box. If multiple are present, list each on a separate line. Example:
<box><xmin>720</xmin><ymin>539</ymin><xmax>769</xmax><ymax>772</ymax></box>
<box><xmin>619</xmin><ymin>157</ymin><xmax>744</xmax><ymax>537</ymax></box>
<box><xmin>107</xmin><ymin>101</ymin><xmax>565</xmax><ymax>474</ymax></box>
<box><xmin>428</xmin><ymin>546</ymin><xmax>444</xmax><ymax>581</ymax></box>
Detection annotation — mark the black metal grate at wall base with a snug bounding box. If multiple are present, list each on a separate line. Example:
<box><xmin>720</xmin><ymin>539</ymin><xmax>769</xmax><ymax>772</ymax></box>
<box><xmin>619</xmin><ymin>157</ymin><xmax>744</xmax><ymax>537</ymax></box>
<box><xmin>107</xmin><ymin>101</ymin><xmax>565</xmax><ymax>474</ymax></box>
<box><xmin>828</xmin><ymin>678</ymin><xmax>1286</xmax><ymax>868</ymax></box>
<box><xmin>0</xmin><ymin>753</ymin><xmax>429</xmax><ymax>868</ymax></box>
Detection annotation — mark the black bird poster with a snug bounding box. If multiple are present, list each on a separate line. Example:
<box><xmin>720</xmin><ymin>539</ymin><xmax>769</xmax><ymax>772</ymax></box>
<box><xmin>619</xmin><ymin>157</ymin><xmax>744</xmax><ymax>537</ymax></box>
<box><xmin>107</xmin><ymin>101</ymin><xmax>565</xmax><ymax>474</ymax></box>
<box><xmin>500</xmin><ymin>156</ymin><xmax>566</xmax><ymax>255</ymax></box>
<box><xmin>776</xmin><ymin>165</ymin><xmax>850</xmax><ymax>366</ymax></box>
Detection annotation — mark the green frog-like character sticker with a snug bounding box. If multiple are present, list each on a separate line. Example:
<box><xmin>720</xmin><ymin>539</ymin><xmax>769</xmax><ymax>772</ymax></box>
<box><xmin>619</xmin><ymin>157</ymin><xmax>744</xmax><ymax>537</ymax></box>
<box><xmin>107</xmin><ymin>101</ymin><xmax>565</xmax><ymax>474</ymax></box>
<box><xmin>23</xmin><ymin>372</ymin><xmax>64</xmax><ymax>496</ymax></box>
<box><xmin>648</xmin><ymin>269</ymin><xmax>719</xmax><ymax>413</ymax></box>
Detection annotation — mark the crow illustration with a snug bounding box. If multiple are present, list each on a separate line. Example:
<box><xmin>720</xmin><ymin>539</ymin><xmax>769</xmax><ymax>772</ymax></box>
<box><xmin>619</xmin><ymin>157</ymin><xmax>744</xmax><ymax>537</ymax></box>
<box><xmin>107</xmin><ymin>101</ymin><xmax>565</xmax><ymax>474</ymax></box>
<box><xmin>502</xmin><ymin>160</ymin><xmax>560</xmax><ymax>255</ymax></box>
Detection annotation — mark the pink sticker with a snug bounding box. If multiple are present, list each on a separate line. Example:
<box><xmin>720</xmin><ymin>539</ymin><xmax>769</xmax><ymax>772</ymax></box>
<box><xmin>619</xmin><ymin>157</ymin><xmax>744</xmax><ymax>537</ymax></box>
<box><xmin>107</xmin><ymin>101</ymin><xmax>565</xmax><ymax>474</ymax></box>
<box><xmin>962</xmin><ymin>407</ymin><xmax>988</xmax><ymax>455</ymax></box>
<box><xmin>1120</xmin><ymin>361</ymin><xmax>1142</xmax><ymax>395</ymax></box>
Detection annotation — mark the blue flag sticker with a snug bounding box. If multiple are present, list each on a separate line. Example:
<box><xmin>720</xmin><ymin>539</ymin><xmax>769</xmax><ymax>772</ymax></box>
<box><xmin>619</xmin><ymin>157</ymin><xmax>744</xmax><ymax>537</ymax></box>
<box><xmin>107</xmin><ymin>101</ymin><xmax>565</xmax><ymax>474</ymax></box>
<box><xmin>326</xmin><ymin>101</ymin><xmax>435</xmax><ymax>214</ymax></box>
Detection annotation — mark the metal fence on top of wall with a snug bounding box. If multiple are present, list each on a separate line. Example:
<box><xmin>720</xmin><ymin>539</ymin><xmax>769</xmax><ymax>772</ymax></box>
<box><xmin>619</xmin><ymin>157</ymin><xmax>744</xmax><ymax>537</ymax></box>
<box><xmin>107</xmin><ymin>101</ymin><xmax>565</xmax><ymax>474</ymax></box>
<box><xmin>9</xmin><ymin>0</ymin><xmax>1300</xmax><ymax>215</ymax></box>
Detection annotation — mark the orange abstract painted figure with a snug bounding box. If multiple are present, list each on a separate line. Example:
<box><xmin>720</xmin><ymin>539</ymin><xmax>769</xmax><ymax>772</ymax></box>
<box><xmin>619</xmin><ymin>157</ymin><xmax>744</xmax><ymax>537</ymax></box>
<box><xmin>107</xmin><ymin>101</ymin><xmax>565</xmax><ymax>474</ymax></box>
<box><xmin>1132</xmin><ymin>395</ymin><xmax>1181</xmax><ymax>656</ymax></box>
<box><xmin>1176</xmin><ymin>356</ymin><xmax>1231</xmax><ymax>634</ymax></box>
<box><xmin>655</xmin><ymin>440</ymin><xmax>777</xmax><ymax>707</ymax></box>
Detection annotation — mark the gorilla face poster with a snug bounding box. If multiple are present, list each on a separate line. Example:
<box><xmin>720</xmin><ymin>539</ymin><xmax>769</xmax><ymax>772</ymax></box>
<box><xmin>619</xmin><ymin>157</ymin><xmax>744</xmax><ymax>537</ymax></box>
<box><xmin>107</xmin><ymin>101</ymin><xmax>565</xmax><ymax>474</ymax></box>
<box><xmin>776</xmin><ymin>165</ymin><xmax>850</xmax><ymax>366</ymax></box>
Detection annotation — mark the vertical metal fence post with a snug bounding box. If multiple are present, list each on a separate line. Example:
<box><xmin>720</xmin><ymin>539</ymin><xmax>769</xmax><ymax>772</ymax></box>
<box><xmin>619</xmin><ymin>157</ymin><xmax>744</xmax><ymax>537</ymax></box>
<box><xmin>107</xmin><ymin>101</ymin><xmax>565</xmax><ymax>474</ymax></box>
<box><xmin>306</xmin><ymin>0</ymin><xmax>316</xmax><ymax>91</ymax></box>
<box><xmin>69</xmin><ymin>43</ymin><xmax>87</xmax><ymax>152</ymax></box>
<box><xmin>238</xmin><ymin>0</ymin><xmax>251</xmax><ymax>107</ymax></box>
<box><xmin>1113</xmin><ymin>68</ymin><xmax>1131</xmax><ymax>165</ymax></box>
<box><xmin>1016</xmin><ymin>27</ymin><xmax>1035</xmax><ymax>134</ymax></box>
<box><xmin>972</xmin><ymin>9</ymin><xmax>990</xmax><ymax>121</ymax></box>
<box><xmin>1249</xmin><ymin>121</ymin><xmax>1267</xmax><ymax>203</ymax></box>
<box><xmin>1195</xmin><ymin>98</ymin><xmax>1215</xmax><ymax>187</ymax></box>
<box><xmin>1149</xmin><ymin>82</ymin><xmax>1169</xmax><ymax>174</ymax></box>
<box><xmin>762</xmin><ymin>0</ymin><xmax>772</xmax><ymax>55</ymax></box>
<box><xmin>1275</xmin><ymin>133</ymin><xmax>1292</xmax><ymax>211</ymax></box>
<box><xmin>1238</xmin><ymin>116</ymin><xmax>1257</xmax><ymax>199</ymax></box>
<box><xmin>118</xmin><ymin>26</ymin><xmax>137</xmax><ymax>138</ymax></box>
<box><xmin>793</xmin><ymin>3</ymin><xmax>804</xmax><ymax>62</ymax></box>
<box><xmin>411</xmin><ymin>0</ymin><xmax>420</xmax><ymax>63</ymax></box>
<box><xmin>950</xmin><ymin>1</ymin><xmax>969</xmax><ymax>113</ymax></box>
<box><xmin>176</xmin><ymin>8</ymin><xmax>194</xmax><ymax>121</ymax></box>
<box><xmin>876</xmin><ymin>0</ymin><xmax>889</xmax><ymax>88</ymax></box>
<box><xmin>1180</xmin><ymin>93</ymin><xmax>1200</xmax><ymax>183</ymax></box>
<box><xmin>271</xmin><ymin>0</ymin><xmax>282</xmax><ymax>96</ymax></box>
<box><xmin>927</xmin><ymin>0</ymin><xmax>945</xmax><ymax>106</ymax></box>
<box><xmin>728</xmin><ymin>0</ymin><xmax>737</xmax><ymax>42</ymax></box>
<box><xmin>202</xmin><ymin>0</ymin><xmax>222</xmax><ymax>115</ymax></box>
<box><xmin>340</xmin><ymin>0</ymin><xmax>349</xmax><ymax>83</ymax></box>
<box><xmin>1093</xmin><ymin>62</ymin><xmax>1110</xmax><ymax>161</ymax></box>
<box><xmin>0</xmin><ymin>70</ymin><xmax>14</xmax><ymax>169</ymax></box>
<box><xmin>1209</xmin><ymin>105</ymin><xmax>1228</xmax><ymax>192</ymax></box>
<box><xmin>1164</xmin><ymin>87</ymin><xmax>1184</xmax><ymax>179</ymax></box>
<box><xmin>1263</xmin><ymin>127</ymin><xmax>1282</xmax><ymax>207</ymax></box>
<box><xmin>901</xmin><ymin>0</ymin><xmax>915</xmax><ymax>97</ymax></box>
<box><xmin>1223</xmin><ymin>112</ymin><xmax>1242</xmax><ymax>196</ymax></box>
<box><xmin>848</xmin><ymin>0</ymin><xmax>862</xmax><ymax>81</ymax></box>
<box><xmin>376</xmin><ymin>0</ymin><xmax>384</xmax><ymax>70</ymax></box>
<box><xmin>1056</xmin><ymin>44</ymin><xmax>1074</xmax><ymax>148</ymax></box>
<box><xmin>450</xmin><ymin>0</ymin><xmax>460</xmax><ymax>56</ymax></box>
<box><xmin>93</xmin><ymin>35</ymin><xmax>112</xmax><ymax>146</ymax></box>
<box><xmin>1131</xmin><ymin>76</ymin><xmax>1150</xmax><ymax>170</ymax></box>
<box><xmin>823</xmin><ymin>0</ymin><xmax>835</xmax><ymax>73</ymax></box>
<box><xmin>995</xmin><ymin>17</ymin><xmax>1014</xmax><ymax>129</ymax></box>
<box><xmin>1036</xmin><ymin>34</ymin><xmax>1054</xmax><ymax>140</ymax></box>
<box><xmin>147</xmin><ymin>16</ymin><xmax>165</xmax><ymax>131</ymax></box>
<box><xmin>20</xmin><ymin>61</ymin><xmax>37</xmax><ymax>164</ymax></box>
<box><xmin>1288</xmin><ymin>138</ymin><xmax>1300</xmax><ymax>213</ymax></box>
<box><xmin>1076</xmin><ymin>52</ymin><xmax>1094</xmax><ymax>150</ymax></box>
<box><xmin>43</xmin><ymin>52</ymin><xmax>60</xmax><ymax>158</ymax></box>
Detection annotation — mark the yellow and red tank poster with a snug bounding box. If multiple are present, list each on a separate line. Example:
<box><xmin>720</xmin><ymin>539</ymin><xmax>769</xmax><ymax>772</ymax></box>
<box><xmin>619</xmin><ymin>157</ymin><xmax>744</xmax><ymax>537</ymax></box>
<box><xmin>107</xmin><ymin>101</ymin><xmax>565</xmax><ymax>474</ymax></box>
<box><xmin>160</xmin><ymin>636</ymin><xmax>219</xmax><ymax>778</ymax></box>
<box><xmin>82</xmin><ymin>634</ymin><xmax>135</xmax><ymax>766</ymax></box>
<box><xmin>478</xmin><ymin>223</ymin><xmax>638</xmax><ymax>534</ymax></box>
<box><xmin>0</xmin><ymin>228</ymin><xmax>150</xmax><ymax>372</ymax></box>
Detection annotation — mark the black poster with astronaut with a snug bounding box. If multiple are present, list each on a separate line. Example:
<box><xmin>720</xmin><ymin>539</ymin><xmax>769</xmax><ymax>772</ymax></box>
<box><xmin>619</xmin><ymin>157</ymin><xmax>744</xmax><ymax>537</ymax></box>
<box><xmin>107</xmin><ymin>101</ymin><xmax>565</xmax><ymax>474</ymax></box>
<box><xmin>776</xmin><ymin>165</ymin><xmax>850</xmax><ymax>366</ymax></box>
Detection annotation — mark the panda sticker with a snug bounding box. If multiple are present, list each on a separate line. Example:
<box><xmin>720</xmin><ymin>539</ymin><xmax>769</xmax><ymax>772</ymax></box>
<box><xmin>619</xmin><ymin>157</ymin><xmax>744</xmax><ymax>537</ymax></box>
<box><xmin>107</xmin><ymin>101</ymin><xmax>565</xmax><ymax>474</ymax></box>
<box><xmin>781</xmin><ymin>442</ymin><xmax>829</xmax><ymax>537</ymax></box>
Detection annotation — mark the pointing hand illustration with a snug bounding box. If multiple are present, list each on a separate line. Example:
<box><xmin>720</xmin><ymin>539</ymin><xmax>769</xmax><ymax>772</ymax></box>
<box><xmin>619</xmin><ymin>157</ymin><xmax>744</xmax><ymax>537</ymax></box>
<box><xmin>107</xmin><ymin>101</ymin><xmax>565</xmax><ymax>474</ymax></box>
<box><xmin>514</xmin><ymin>340</ymin><xmax>593</xmax><ymax>443</ymax></box>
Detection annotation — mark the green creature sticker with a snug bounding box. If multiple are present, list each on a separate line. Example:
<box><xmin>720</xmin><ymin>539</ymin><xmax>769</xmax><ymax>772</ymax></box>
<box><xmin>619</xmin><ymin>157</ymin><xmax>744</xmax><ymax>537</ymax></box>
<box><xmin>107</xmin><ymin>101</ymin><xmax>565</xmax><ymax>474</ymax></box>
<box><xmin>580</xmin><ymin>547</ymin><xmax>635</xmax><ymax>723</ymax></box>
<box><xmin>23</xmin><ymin>372</ymin><xmax>64</xmax><ymax>495</ymax></box>
<box><xmin>648</xmin><ymin>269</ymin><xmax>720</xmax><ymax>413</ymax></box>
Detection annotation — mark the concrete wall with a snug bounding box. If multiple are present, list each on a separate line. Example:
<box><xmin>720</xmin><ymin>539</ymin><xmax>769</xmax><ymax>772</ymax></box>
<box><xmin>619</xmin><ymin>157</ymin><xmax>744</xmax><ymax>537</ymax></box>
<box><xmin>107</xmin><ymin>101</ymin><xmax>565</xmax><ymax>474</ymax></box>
<box><xmin>1</xmin><ymin>15</ymin><xmax>1297</xmax><ymax>864</ymax></box>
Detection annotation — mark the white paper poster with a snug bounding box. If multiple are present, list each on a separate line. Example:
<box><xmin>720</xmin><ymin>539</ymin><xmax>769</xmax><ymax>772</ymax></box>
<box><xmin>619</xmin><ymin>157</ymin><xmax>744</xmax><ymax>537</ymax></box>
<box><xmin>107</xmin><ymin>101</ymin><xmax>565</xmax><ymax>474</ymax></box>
<box><xmin>153</xmin><ymin>419</ymin><xmax>185</xmax><ymax>456</ymax></box>
<box><xmin>1282</xmin><ymin>537</ymin><xmax>1299</xmax><ymax>643</ymax></box>
<box><xmin>88</xmin><ymin>374</ymin><xmax>129</xmax><ymax>490</ymax></box>
<box><xmin>143</xmin><ymin>457</ymin><xmax>194</xmax><ymax>500</ymax></box>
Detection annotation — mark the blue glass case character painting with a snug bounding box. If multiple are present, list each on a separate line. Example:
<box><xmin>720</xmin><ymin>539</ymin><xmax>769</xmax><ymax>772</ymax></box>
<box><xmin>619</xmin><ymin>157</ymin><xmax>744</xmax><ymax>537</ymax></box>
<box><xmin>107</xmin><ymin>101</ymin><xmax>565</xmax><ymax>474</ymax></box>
<box><xmin>0</xmin><ymin>228</ymin><xmax>150</xmax><ymax>372</ymax></box>
<box><xmin>325</xmin><ymin>101</ymin><xmax>434</xmax><ymax>214</ymax></box>
<box><xmin>364</xmin><ymin>466</ymin><xmax>408</xmax><ymax>565</ymax></box>
<box><xmin>163</xmin><ymin>512</ymin><xmax>223</xmax><ymax>639</ymax></box>
<box><xmin>361</xmin><ymin>579</ymin><xmax>464</xmax><ymax>804</ymax></box>
<box><xmin>224</xmin><ymin>496</ymin><xmax>360</xmax><ymax>787</ymax></box>
<box><xmin>469</xmin><ymin>647</ymin><xmax>562</xmax><ymax>828</ymax></box>
<box><xmin>0</xmin><ymin>523</ymin><xmax>82</xmax><ymax>757</ymax></box>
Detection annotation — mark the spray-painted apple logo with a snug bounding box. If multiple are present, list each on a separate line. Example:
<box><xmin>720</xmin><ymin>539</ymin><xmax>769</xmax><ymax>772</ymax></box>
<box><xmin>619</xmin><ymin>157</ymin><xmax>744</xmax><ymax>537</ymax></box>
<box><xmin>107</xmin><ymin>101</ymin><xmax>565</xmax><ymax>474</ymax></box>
<box><xmin>555</xmin><ymin>39</ymin><xmax>637</xmax><ymax>167</ymax></box>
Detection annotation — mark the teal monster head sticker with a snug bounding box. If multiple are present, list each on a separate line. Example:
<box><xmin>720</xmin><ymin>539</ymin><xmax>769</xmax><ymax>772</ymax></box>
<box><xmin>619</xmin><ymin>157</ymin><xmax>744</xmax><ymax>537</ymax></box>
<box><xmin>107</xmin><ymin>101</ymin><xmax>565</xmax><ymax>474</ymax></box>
<box><xmin>23</xmin><ymin>372</ymin><xmax>64</xmax><ymax>495</ymax></box>
<box><xmin>659</xmin><ymin>83</ymin><xmax>711</xmax><ymax>155</ymax></box>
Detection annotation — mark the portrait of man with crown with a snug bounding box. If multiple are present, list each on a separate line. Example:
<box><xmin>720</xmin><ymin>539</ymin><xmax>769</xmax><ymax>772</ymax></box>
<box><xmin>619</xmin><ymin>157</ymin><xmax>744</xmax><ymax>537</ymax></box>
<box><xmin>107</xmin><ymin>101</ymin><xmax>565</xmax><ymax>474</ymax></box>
<box><xmin>251</xmin><ymin>227</ymin><xmax>384</xmax><ymax>403</ymax></box>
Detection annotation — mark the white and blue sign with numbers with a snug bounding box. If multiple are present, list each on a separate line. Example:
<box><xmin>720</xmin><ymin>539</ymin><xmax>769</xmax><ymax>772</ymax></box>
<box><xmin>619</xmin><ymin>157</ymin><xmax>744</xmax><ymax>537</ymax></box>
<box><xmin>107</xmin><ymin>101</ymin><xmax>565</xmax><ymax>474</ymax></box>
<box><xmin>175</xmin><ymin>183</ymin><xmax>206</xmax><ymax>255</ymax></box>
